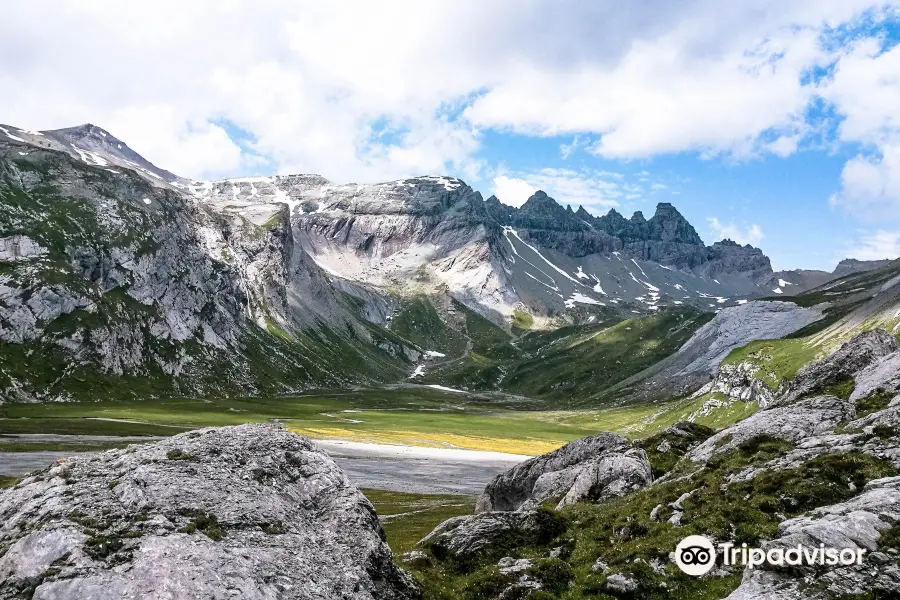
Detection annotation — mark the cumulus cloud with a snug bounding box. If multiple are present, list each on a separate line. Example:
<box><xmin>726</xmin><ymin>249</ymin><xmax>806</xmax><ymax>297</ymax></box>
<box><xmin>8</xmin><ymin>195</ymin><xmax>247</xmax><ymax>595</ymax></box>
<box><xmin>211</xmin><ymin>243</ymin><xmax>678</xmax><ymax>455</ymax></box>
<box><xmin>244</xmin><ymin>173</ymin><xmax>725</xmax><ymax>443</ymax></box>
<box><xmin>493</xmin><ymin>169</ymin><xmax>622</xmax><ymax>210</ymax></box>
<box><xmin>845</xmin><ymin>230</ymin><xmax>900</xmax><ymax>260</ymax></box>
<box><xmin>1</xmin><ymin>0</ymin><xmax>899</xmax><ymax>195</ymax></box>
<box><xmin>492</xmin><ymin>176</ymin><xmax>537</xmax><ymax>207</ymax></box>
<box><xmin>830</xmin><ymin>144</ymin><xmax>900</xmax><ymax>220</ymax></box>
<box><xmin>707</xmin><ymin>217</ymin><xmax>766</xmax><ymax>246</ymax></box>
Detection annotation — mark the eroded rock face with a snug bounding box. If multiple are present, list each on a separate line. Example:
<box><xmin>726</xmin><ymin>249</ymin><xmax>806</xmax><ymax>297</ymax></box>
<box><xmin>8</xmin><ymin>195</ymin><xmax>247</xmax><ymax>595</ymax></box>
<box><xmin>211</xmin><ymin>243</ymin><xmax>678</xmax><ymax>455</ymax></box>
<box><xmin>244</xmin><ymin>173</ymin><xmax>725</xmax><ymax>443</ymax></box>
<box><xmin>851</xmin><ymin>350</ymin><xmax>900</xmax><ymax>402</ymax></box>
<box><xmin>688</xmin><ymin>396</ymin><xmax>855</xmax><ymax>464</ymax></box>
<box><xmin>779</xmin><ymin>329</ymin><xmax>899</xmax><ymax>406</ymax></box>
<box><xmin>724</xmin><ymin>476</ymin><xmax>900</xmax><ymax>600</ymax></box>
<box><xmin>0</xmin><ymin>424</ymin><xmax>419</xmax><ymax>600</ymax></box>
<box><xmin>0</xmin><ymin>235</ymin><xmax>45</xmax><ymax>261</ymax></box>
<box><xmin>475</xmin><ymin>433</ymin><xmax>652</xmax><ymax>512</ymax></box>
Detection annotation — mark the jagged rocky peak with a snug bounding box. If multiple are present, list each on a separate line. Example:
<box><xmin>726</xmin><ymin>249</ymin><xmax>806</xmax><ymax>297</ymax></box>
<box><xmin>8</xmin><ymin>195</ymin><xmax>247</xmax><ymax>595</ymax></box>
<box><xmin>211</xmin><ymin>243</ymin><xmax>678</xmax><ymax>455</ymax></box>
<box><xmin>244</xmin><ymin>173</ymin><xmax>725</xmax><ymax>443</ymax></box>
<box><xmin>519</xmin><ymin>190</ymin><xmax>566</xmax><ymax>216</ymax></box>
<box><xmin>630</xmin><ymin>210</ymin><xmax>647</xmax><ymax>224</ymax></box>
<box><xmin>647</xmin><ymin>202</ymin><xmax>704</xmax><ymax>245</ymax></box>
<box><xmin>574</xmin><ymin>205</ymin><xmax>592</xmax><ymax>221</ymax></box>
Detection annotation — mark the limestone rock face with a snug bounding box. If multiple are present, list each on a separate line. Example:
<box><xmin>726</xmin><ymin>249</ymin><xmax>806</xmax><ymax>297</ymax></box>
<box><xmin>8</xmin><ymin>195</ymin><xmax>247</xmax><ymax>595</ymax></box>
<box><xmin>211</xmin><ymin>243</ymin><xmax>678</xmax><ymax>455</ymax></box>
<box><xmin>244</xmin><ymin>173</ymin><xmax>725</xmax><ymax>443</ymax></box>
<box><xmin>851</xmin><ymin>349</ymin><xmax>900</xmax><ymax>402</ymax></box>
<box><xmin>0</xmin><ymin>235</ymin><xmax>45</xmax><ymax>261</ymax></box>
<box><xmin>0</xmin><ymin>424</ymin><xmax>420</xmax><ymax>600</ymax></box>
<box><xmin>724</xmin><ymin>476</ymin><xmax>900</xmax><ymax>600</ymax></box>
<box><xmin>0</xmin><ymin>134</ymin><xmax>417</xmax><ymax>402</ymax></box>
<box><xmin>475</xmin><ymin>432</ymin><xmax>652</xmax><ymax>512</ymax></box>
<box><xmin>779</xmin><ymin>329</ymin><xmax>899</xmax><ymax>405</ymax></box>
<box><xmin>688</xmin><ymin>396</ymin><xmax>855</xmax><ymax>464</ymax></box>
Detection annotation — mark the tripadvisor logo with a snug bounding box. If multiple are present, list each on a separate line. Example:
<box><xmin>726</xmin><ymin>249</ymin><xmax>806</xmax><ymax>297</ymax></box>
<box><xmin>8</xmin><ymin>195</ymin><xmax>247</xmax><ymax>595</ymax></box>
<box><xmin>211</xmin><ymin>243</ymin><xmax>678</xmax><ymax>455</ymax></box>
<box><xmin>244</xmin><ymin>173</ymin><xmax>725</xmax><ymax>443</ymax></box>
<box><xmin>675</xmin><ymin>535</ymin><xmax>717</xmax><ymax>576</ymax></box>
<box><xmin>675</xmin><ymin>535</ymin><xmax>866</xmax><ymax>576</ymax></box>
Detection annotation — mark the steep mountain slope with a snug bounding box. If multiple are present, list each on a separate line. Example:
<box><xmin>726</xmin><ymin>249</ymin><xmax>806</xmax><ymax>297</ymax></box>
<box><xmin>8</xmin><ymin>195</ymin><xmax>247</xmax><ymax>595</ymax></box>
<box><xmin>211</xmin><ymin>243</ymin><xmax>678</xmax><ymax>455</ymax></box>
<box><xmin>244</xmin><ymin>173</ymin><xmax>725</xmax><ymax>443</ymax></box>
<box><xmin>667</xmin><ymin>259</ymin><xmax>900</xmax><ymax>415</ymax></box>
<box><xmin>0</xmin><ymin>121</ymin><xmax>892</xmax><ymax>405</ymax></box>
<box><xmin>193</xmin><ymin>173</ymin><xmax>824</xmax><ymax>326</ymax></box>
<box><xmin>0</xmin><ymin>125</ymin><xmax>420</xmax><ymax>401</ymax></box>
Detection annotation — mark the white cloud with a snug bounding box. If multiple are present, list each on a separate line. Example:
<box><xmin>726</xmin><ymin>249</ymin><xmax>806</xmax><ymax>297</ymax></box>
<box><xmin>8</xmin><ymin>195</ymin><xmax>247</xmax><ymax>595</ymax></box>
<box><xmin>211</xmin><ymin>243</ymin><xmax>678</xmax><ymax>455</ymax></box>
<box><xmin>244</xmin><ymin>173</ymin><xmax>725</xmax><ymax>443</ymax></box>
<box><xmin>766</xmin><ymin>134</ymin><xmax>801</xmax><ymax>158</ymax></box>
<box><xmin>823</xmin><ymin>37</ymin><xmax>900</xmax><ymax>220</ymax></box>
<box><xmin>845</xmin><ymin>230</ymin><xmax>900</xmax><ymax>260</ymax></box>
<box><xmin>493</xmin><ymin>169</ymin><xmax>622</xmax><ymax>211</ymax></box>
<box><xmin>103</xmin><ymin>106</ymin><xmax>245</xmax><ymax>179</ymax></box>
<box><xmin>559</xmin><ymin>136</ymin><xmax>581</xmax><ymax>159</ymax></box>
<box><xmin>707</xmin><ymin>217</ymin><xmax>766</xmax><ymax>246</ymax></box>
<box><xmin>0</xmin><ymin>0</ymin><xmax>898</xmax><ymax>192</ymax></box>
<box><xmin>830</xmin><ymin>144</ymin><xmax>900</xmax><ymax>219</ymax></box>
<box><xmin>492</xmin><ymin>176</ymin><xmax>537</xmax><ymax>207</ymax></box>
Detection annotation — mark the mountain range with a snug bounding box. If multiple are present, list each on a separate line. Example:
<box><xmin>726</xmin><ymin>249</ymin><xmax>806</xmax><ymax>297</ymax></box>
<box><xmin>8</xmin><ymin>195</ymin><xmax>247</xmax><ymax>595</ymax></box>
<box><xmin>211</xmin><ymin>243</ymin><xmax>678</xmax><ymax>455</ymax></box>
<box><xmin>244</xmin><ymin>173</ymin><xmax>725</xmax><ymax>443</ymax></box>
<box><xmin>0</xmin><ymin>122</ymin><xmax>892</xmax><ymax>401</ymax></box>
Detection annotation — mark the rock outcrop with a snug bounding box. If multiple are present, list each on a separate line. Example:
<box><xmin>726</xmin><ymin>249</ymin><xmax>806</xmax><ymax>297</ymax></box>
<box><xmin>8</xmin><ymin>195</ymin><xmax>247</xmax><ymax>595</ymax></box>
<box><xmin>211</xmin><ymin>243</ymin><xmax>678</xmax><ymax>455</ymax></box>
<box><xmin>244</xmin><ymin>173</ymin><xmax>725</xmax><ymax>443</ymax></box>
<box><xmin>418</xmin><ymin>510</ymin><xmax>566</xmax><ymax>566</ymax></box>
<box><xmin>0</xmin><ymin>424</ymin><xmax>419</xmax><ymax>600</ymax></box>
<box><xmin>850</xmin><ymin>349</ymin><xmax>900</xmax><ymax>402</ymax></box>
<box><xmin>724</xmin><ymin>476</ymin><xmax>900</xmax><ymax>600</ymax></box>
<box><xmin>475</xmin><ymin>432</ymin><xmax>652</xmax><ymax>512</ymax></box>
<box><xmin>779</xmin><ymin>329</ymin><xmax>899</xmax><ymax>405</ymax></box>
<box><xmin>687</xmin><ymin>395</ymin><xmax>855</xmax><ymax>464</ymax></box>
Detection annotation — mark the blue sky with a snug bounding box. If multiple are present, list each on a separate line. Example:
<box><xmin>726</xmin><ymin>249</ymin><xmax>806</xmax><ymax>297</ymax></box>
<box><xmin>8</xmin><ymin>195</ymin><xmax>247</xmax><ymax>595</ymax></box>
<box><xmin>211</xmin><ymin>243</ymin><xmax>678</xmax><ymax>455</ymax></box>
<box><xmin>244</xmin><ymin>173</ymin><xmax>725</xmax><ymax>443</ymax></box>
<box><xmin>4</xmin><ymin>1</ymin><xmax>900</xmax><ymax>271</ymax></box>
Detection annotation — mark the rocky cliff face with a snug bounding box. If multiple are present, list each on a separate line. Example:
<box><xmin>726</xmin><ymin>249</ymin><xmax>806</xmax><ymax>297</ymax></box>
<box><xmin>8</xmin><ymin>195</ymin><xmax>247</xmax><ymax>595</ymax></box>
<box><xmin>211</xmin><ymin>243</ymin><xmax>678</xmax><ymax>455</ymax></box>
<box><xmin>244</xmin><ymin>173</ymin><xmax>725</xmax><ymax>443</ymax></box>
<box><xmin>190</xmin><ymin>169</ymin><xmax>822</xmax><ymax>323</ymax></box>
<box><xmin>0</xmin><ymin>424</ymin><xmax>420</xmax><ymax>600</ymax></box>
<box><xmin>0</xmin><ymin>126</ymin><xmax>416</xmax><ymax>402</ymax></box>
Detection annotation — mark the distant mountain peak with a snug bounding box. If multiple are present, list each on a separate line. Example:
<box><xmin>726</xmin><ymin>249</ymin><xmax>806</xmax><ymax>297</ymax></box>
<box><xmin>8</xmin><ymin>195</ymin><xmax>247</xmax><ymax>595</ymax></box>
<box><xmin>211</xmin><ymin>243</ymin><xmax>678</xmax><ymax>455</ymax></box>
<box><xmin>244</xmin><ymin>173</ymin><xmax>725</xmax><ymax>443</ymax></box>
<box><xmin>519</xmin><ymin>190</ymin><xmax>566</xmax><ymax>216</ymax></box>
<box><xmin>647</xmin><ymin>202</ymin><xmax>703</xmax><ymax>246</ymax></box>
<box><xmin>631</xmin><ymin>211</ymin><xmax>647</xmax><ymax>224</ymax></box>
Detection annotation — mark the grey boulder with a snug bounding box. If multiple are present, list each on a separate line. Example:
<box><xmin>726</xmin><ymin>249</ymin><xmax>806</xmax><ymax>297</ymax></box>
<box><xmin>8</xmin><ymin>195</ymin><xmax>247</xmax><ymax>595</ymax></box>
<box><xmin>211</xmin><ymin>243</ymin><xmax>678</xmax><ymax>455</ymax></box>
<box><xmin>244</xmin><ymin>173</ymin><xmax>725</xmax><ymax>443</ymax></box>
<box><xmin>417</xmin><ymin>510</ymin><xmax>565</xmax><ymax>565</ymax></box>
<box><xmin>476</xmin><ymin>432</ymin><xmax>652</xmax><ymax>512</ymax></box>
<box><xmin>0</xmin><ymin>424</ymin><xmax>419</xmax><ymax>600</ymax></box>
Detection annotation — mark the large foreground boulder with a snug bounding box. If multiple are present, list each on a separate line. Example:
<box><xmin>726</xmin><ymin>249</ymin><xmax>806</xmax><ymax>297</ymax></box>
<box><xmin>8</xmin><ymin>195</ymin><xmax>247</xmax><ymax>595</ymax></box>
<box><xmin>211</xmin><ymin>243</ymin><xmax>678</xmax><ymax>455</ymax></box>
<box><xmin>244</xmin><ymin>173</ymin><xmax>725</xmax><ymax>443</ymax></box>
<box><xmin>0</xmin><ymin>424</ymin><xmax>420</xmax><ymax>600</ymax></box>
<box><xmin>476</xmin><ymin>432</ymin><xmax>652</xmax><ymax>512</ymax></box>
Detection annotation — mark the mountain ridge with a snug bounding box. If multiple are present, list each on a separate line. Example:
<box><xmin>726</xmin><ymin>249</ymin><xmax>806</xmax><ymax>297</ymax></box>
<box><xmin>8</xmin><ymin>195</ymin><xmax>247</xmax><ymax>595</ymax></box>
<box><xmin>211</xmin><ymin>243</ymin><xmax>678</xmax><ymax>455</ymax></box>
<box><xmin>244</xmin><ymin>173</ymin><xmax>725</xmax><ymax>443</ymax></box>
<box><xmin>0</xmin><ymin>121</ymin><xmax>894</xmax><ymax>402</ymax></box>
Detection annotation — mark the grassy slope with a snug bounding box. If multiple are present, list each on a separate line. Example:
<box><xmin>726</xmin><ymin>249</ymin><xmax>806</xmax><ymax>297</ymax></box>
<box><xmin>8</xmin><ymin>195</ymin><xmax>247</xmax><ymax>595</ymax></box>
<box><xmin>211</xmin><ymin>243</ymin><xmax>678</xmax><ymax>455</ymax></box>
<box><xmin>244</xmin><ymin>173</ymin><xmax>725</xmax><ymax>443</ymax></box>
<box><xmin>505</xmin><ymin>309</ymin><xmax>714</xmax><ymax>405</ymax></box>
<box><xmin>389</xmin><ymin>296</ymin><xmax>469</xmax><ymax>358</ymax></box>
<box><xmin>719</xmin><ymin>259</ymin><xmax>900</xmax><ymax>391</ymax></box>
<box><xmin>425</xmin><ymin>307</ymin><xmax>713</xmax><ymax>407</ymax></box>
<box><xmin>364</xmin><ymin>489</ymin><xmax>476</xmax><ymax>555</ymax></box>
<box><xmin>406</xmin><ymin>429</ymin><xmax>899</xmax><ymax>600</ymax></box>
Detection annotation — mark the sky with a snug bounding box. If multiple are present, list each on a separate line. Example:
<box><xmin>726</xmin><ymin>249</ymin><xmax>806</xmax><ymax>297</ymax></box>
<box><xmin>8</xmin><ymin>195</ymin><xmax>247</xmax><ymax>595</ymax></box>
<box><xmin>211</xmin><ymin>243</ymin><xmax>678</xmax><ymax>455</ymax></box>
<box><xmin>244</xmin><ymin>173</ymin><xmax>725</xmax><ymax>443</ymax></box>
<box><xmin>2</xmin><ymin>1</ymin><xmax>900</xmax><ymax>271</ymax></box>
